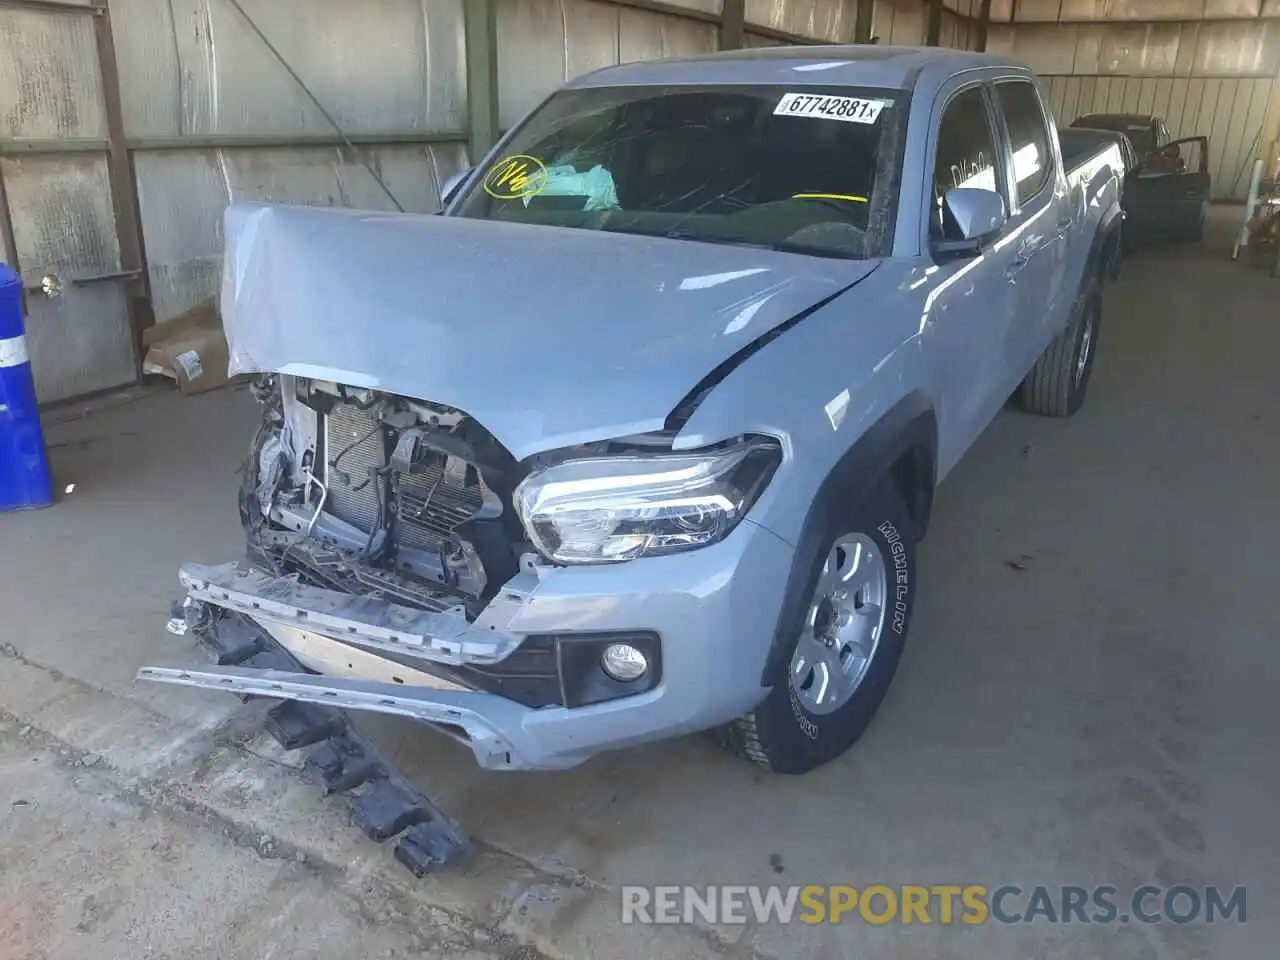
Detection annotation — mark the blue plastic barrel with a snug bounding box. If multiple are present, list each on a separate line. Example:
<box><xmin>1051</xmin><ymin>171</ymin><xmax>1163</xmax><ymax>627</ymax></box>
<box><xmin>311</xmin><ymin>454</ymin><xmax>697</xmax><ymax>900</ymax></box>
<box><xmin>0</xmin><ymin>263</ymin><xmax>53</xmax><ymax>511</ymax></box>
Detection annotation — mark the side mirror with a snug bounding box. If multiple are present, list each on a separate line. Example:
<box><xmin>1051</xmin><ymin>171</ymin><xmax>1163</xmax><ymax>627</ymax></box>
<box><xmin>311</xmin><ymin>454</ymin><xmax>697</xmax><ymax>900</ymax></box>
<box><xmin>440</xmin><ymin>167</ymin><xmax>474</xmax><ymax>206</ymax></box>
<box><xmin>934</xmin><ymin>187</ymin><xmax>1007</xmax><ymax>258</ymax></box>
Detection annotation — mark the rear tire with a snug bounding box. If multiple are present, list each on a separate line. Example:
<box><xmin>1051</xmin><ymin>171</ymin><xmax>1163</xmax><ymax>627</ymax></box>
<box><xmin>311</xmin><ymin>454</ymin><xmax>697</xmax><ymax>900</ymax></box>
<box><xmin>1107</xmin><ymin>228</ymin><xmax>1123</xmax><ymax>281</ymax></box>
<box><xmin>720</xmin><ymin>481</ymin><xmax>916</xmax><ymax>774</ymax></box>
<box><xmin>1018</xmin><ymin>280</ymin><xmax>1102</xmax><ymax>418</ymax></box>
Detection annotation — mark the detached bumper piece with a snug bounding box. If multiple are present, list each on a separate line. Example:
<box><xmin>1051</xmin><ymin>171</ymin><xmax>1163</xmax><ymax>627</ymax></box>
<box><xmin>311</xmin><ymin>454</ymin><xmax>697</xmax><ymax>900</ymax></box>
<box><xmin>148</xmin><ymin>611</ymin><xmax>470</xmax><ymax>876</ymax></box>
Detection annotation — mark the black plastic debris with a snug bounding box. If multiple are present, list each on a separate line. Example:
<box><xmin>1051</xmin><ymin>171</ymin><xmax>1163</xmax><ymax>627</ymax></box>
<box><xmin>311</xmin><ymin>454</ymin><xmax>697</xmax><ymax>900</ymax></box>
<box><xmin>395</xmin><ymin>820</ymin><xmax>469</xmax><ymax>877</ymax></box>
<box><xmin>176</xmin><ymin>609</ymin><xmax>471</xmax><ymax>875</ymax></box>
<box><xmin>353</xmin><ymin>781</ymin><xmax>431</xmax><ymax>841</ymax></box>
<box><xmin>264</xmin><ymin>700</ymin><xmax>344</xmax><ymax>750</ymax></box>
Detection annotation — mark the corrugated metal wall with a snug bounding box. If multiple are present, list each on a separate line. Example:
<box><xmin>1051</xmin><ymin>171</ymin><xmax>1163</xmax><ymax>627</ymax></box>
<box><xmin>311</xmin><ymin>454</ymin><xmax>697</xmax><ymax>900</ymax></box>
<box><xmin>0</xmin><ymin>6</ymin><xmax>135</xmax><ymax>400</ymax></box>
<box><xmin>494</xmin><ymin>0</ymin><xmax>860</xmax><ymax>128</ymax></box>
<box><xmin>116</xmin><ymin>0</ymin><xmax>471</xmax><ymax>324</ymax></box>
<box><xmin>495</xmin><ymin>0</ymin><xmax>719</xmax><ymax>130</ymax></box>
<box><xmin>0</xmin><ymin>0</ymin><xmax>867</xmax><ymax>403</ymax></box>
<box><xmin>8</xmin><ymin>0</ymin><xmax>1277</xmax><ymax>401</ymax></box>
<box><xmin>987</xmin><ymin>1</ymin><xmax>1280</xmax><ymax>199</ymax></box>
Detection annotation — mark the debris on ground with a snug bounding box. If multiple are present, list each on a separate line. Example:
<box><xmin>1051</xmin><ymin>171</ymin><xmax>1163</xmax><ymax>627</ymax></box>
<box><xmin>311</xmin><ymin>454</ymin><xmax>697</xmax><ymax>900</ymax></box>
<box><xmin>141</xmin><ymin>298</ymin><xmax>231</xmax><ymax>395</ymax></box>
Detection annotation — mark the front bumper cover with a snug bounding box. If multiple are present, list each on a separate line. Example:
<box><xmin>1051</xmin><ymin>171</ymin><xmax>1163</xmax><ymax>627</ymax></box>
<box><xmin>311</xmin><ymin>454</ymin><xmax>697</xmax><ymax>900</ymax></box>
<box><xmin>140</xmin><ymin>518</ymin><xmax>795</xmax><ymax>772</ymax></box>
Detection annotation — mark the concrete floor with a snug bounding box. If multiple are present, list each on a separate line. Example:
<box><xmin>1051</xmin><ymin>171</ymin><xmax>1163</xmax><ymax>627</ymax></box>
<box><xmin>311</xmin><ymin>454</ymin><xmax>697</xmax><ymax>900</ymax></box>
<box><xmin>1</xmin><ymin>208</ymin><xmax>1276</xmax><ymax>959</ymax></box>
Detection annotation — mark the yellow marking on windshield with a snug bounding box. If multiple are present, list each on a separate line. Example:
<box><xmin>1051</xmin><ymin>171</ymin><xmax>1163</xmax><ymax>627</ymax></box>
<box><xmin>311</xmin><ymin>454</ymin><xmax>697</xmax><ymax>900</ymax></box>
<box><xmin>793</xmin><ymin>192</ymin><xmax>869</xmax><ymax>203</ymax></box>
<box><xmin>484</xmin><ymin>155</ymin><xmax>549</xmax><ymax>200</ymax></box>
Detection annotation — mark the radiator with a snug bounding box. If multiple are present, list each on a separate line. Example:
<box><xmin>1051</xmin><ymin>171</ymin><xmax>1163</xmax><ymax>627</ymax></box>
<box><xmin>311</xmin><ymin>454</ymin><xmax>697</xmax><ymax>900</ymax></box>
<box><xmin>323</xmin><ymin>403</ymin><xmax>481</xmax><ymax>551</ymax></box>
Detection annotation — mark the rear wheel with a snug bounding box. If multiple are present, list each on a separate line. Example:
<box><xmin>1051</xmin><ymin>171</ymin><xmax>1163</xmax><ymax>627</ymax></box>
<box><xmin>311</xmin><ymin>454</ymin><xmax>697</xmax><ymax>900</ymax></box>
<box><xmin>720</xmin><ymin>481</ymin><xmax>916</xmax><ymax>774</ymax></box>
<box><xmin>1018</xmin><ymin>280</ymin><xmax>1102</xmax><ymax>418</ymax></box>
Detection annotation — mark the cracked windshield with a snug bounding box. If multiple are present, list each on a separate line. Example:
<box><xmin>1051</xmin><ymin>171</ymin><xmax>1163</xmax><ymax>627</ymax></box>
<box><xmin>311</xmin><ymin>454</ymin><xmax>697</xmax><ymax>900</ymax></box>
<box><xmin>453</xmin><ymin>85</ymin><xmax>902</xmax><ymax>259</ymax></box>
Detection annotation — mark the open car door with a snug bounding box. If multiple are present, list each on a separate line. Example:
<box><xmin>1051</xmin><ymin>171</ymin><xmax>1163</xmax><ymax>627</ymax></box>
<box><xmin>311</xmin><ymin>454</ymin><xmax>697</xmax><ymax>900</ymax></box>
<box><xmin>1126</xmin><ymin>136</ymin><xmax>1210</xmax><ymax>244</ymax></box>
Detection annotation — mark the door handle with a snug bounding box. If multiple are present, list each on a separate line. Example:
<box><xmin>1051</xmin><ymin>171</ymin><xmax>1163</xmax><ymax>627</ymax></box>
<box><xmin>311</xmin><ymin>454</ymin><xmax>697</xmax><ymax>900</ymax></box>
<box><xmin>1005</xmin><ymin>235</ymin><xmax>1043</xmax><ymax>282</ymax></box>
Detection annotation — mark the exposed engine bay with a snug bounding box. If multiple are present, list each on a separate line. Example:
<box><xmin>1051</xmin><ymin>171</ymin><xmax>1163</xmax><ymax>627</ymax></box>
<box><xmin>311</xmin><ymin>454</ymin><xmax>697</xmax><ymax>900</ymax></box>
<box><xmin>242</xmin><ymin>375</ymin><xmax>531</xmax><ymax>611</ymax></box>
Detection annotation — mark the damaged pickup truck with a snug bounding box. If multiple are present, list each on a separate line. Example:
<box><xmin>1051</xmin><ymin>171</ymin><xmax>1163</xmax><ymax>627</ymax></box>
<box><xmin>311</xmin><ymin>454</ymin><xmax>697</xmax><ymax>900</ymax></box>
<box><xmin>140</xmin><ymin>46</ymin><xmax>1120</xmax><ymax>868</ymax></box>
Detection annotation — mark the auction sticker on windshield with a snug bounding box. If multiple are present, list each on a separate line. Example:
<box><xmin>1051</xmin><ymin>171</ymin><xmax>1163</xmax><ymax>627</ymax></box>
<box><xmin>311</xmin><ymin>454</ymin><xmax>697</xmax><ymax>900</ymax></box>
<box><xmin>483</xmin><ymin>154</ymin><xmax>549</xmax><ymax>200</ymax></box>
<box><xmin>774</xmin><ymin>93</ymin><xmax>888</xmax><ymax>124</ymax></box>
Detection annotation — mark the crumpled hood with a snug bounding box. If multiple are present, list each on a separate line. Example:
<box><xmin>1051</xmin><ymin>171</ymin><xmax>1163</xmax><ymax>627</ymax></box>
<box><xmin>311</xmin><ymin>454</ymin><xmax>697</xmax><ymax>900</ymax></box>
<box><xmin>221</xmin><ymin>203</ymin><xmax>879</xmax><ymax>460</ymax></box>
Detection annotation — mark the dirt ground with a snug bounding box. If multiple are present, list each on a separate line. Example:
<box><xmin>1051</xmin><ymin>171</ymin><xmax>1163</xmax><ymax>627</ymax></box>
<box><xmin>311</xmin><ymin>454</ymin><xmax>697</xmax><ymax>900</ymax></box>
<box><xmin>1</xmin><ymin>208</ymin><xmax>1276</xmax><ymax>959</ymax></box>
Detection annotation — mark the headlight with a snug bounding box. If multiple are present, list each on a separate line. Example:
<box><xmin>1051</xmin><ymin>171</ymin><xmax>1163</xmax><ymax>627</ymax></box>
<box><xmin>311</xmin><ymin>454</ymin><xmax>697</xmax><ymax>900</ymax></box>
<box><xmin>514</xmin><ymin>438</ymin><xmax>781</xmax><ymax>564</ymax></box>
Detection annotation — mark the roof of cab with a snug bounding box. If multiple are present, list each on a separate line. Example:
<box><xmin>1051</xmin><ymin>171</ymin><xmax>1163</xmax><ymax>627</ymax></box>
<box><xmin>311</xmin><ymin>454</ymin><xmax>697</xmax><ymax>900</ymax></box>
<box><xmin>565</xmin><ymin>45</ymin><xmax>1029</xmax><ymax>92</ymax></box>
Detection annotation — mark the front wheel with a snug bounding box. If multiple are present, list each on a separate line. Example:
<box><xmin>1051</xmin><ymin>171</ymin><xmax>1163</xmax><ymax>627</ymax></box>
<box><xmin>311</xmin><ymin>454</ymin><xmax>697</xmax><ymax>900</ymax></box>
<box><xmin>720</xmin><ymin>481</ymin><xmax>916</xmax><ymax>774</ymax></box>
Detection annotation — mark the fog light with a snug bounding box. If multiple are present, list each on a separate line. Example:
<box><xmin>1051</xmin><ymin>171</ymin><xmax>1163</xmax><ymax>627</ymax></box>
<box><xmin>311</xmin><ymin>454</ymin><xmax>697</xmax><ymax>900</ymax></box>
<box><xmin>601</xmin><ymin>642</ymin><xmax>649</xmax><ymax>682</ymax></box>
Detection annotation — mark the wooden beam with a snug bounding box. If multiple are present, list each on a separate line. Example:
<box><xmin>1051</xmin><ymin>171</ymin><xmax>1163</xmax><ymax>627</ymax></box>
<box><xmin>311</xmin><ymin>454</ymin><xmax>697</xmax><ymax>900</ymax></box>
<box><xmin>464</xmin><ymin>0</ymin><xmax>500</xmax><ymax>165</ymax></box>
<box><xmin>94</xmin><ymin>0</ymin><xmax>152</xmax><ymax>374</ymax></box>
<box><xmin>853</xmin><ymin>0</ymin><xmax>874</xmax><ymax>43</ymax></box>
<box><xmin>975</xmin><ymin>0</ymin><xmax>992</xmax><ymax>50</ymax></box>
<box><xmin>719</xmin><ymin>0</ymin><xmax>745</xmax><ymax>50</ymax></box>
<box><xmin>925</xmin><ymin>0</ymin><xmax>943</xmax><ymax>45</ymax></box>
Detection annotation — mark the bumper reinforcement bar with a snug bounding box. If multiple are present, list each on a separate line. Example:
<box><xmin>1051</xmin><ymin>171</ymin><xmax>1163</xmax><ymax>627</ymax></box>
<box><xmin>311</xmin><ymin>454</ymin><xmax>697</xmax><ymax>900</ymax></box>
<box><xmin>179</xmin><ymin>561</ymin><xmax>520</xmax><ymax>667</ymax></box>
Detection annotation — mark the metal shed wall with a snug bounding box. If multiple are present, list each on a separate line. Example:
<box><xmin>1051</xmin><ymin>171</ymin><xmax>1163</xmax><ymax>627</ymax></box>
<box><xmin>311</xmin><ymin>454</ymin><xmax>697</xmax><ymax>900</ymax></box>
<box><xmin>1</xmin><ymin>0</ymin><xmax>881</xmax><ymax>403</ymax></box>
<box><xmin>115</xmin><ymin>0</ymin><xmax>472</xmax><ymax>323</ymax></box>
<box><xmin>986</xmin><ymin>0</ymin><xmax>1280</xmax><ymax>199</ymax></box>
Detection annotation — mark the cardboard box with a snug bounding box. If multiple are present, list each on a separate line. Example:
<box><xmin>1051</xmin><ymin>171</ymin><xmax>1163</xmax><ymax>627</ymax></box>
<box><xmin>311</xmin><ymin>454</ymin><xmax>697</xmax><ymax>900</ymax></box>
<box><xmin>141</xmin><ymin>298</ymin><xmax>231</xmax><ymax>395</ymax></box>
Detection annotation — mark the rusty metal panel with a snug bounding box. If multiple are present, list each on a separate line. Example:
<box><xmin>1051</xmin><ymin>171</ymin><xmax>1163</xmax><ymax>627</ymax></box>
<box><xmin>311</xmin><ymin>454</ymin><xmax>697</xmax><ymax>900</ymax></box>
<box><xmin>1061</xmin><ymin>75</ymin><xmax>1084</xmax><ymax>123</ymax></box>
<box><xmin>1190</xmin><ymin>21</ymin><xmax>1280</xmax><ymax>77</ymax></box>
<box><xmin>989</xmin><ymin>0</ymin><xmax>1013</xmax><ymax>20</ymax></box>
<box><xmin>1221</xmin><ymin>78</ymin><xmax>1274</xmax><ymax>196</ymax></box>
<box><xmin>1009</xmin><ymin>23</ymin><xmax>1078</xmax><ymax>73</ymax></box>
<box><xmin>984</xmin><ymin>21</ymin><xmax>1015</xmax><ymax>54</ymax></box>
<box><xmin>1136</xmin><ymin>76</ymin><xmax>1156</xmax><ymax>113</ymax></box>
<box><xmin>1204</xmin><ymin>0</ymin><xmax>1268</xmax><ymax>16</ymax></box>
<box><xmin>1206</xmin><ymin>79</ymin><xmax>1242</xmax><ymax>185</ymax></box>
<box><xmin>1173</xmin><ymin>22</ymin><xmax>1199</xmax><ymax>76</ymax></box>
<box><xmin>133</xmin><ymin>141</ymin><xmax>468</xmax><ymax>321</ymax></box>
<box><xmin>1267</xmin><ymin>0</ymin><xmax>1280</xmax><ymax>15</ymax></box>
<box><xmin>938</xmin><ymin>9</ymin><xmax>972</xmax><ymax>48</ymax></box>
<box><xmin>496</xmin><ymin>0</ymin><xmax>716</xmax><ymax>131</ymax></box>
<box><xmin>1096</xmin><ymin>22</ymin><xmax>1181</xmax><ymax>75</ymax></box>
<box><xmin>1058</xmin><ymin>0</ymin><xmax>1201</xmax><ymax>18</ymax></box>
<box><xmin>743</xmin><ymin>30</ymin><xmax>786</xmax><ymax>45</ymax></box>
<box><xmin>744</xmin><ymin>0</ymin><xmax>854</xmax><ymax>42</ymax></box>
<box><xmin>1183</xmin><ymin>77</ymin><xmax>1209</xmax><ymax>132</ymax></box>
<box><xmin>658</xmin><ymin>0</ymin><xmax>723</xmax><ymax>10</ymax></box>
<box><xmin>619</xmin><ymin>6</ymin><xmax>717</xmax><ymax>61</ymax></box>
<box><xmin>874</xmin><ymin>0</ymin><xmax>924</xmax><ymax>45</ymax></box>
<box><xmin>0</xmin><ymin>6</ymin><xmax>107</xmax><ymax>140</ymax></box>
<box><xmin>1015</xmin><ymin>0</ymin><xmax>1065</xmax><ymax>22</ymax></box>
<box><xmin>1045</xmin><ymin>71</ymin><xmax>1268</xmax><ymax>198</ymax></box>
<box><xmin>1165</xmin><ymin>76</ymin><xmax>1193</xmax><ymax>133</ymax></box>
<box><xmin>110</xmin><ymin>0</ymin><xmax>466</xmax><ymax>139</ymax></box>
<box><xmin>0</xmin><ymin>154</ymin><xmax>134</xmax><ymax>401</ymax></box>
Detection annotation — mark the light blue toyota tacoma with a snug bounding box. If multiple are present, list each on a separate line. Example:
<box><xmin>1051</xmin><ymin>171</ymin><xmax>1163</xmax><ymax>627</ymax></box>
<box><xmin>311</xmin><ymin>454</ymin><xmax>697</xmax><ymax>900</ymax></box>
<box><xmin>140</xmin><ymin>46</ymin><xmax>1122</xmax><ymax>869</ymax></box>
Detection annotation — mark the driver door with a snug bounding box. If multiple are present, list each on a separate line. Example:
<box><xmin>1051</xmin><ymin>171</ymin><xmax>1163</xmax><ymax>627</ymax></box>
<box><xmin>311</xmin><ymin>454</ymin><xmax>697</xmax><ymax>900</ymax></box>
<box><xmin>1126</xmin><ymin>136</ymin><xmax>1210</xmax><ymax>244</ymax></box>
<box><xmin>922</xmin><ymin>79</ymin><xmax>1019</xmax><ymax>471</ymax></box>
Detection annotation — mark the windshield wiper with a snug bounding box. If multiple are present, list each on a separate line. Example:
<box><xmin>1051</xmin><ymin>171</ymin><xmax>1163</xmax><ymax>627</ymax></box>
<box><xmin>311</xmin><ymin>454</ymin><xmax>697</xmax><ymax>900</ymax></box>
<box><xmin>662</xmin><ymin>230</ymin><xmax>861</xmax><ymax>261</ymax></box>
<box><xmin>661</xmin><ymin>229</ymin><xmax>775</xmax><ymax>251</ymax></box>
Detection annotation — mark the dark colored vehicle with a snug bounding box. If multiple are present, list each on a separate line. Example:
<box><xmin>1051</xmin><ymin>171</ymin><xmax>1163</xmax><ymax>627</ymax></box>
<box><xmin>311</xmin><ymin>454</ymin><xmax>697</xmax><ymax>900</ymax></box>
<box><xmin>1070</xmin><ymin>113</ymin><xmax>1209</xmax><ymax>243</ymax></box>
<box><xmin>1072</xmin><ymin>112</ymin><xmax>1167</xmax><ymax>157</ymax></box>
<box><xmin>1060</xmin><ymin>126</ymin><xmax>1136</xmax><ymax>274</ymax></box>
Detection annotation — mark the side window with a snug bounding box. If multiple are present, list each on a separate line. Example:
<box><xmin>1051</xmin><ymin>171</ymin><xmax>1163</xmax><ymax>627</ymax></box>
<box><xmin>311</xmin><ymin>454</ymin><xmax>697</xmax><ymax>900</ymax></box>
<box><xmin>1157</xmin><ymin>121</ymin><xmax>1170</xmax><ymax>146</ymax></box>
<box><xmin>995</xmin><ymin>80</ymin><xmax>1053</xmax><ymax>207</ymax></box>
<box><xmin>931</xmin><ymin>87</ymin><xmax>1001</xmax><ymax>238</ymax></box>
